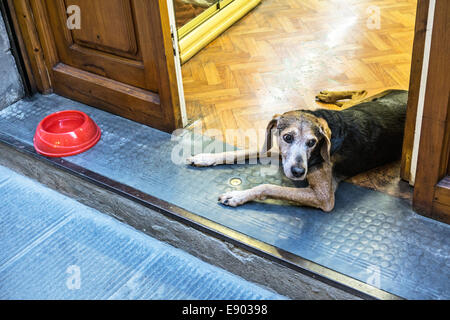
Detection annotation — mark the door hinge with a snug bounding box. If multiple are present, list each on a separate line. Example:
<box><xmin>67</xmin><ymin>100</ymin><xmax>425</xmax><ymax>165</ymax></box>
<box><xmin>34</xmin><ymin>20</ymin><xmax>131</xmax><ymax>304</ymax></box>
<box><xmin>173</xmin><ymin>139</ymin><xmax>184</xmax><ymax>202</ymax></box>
<box><xmin>170</xmin><ymin>25</ymin><xmax>177</xmax><ymax>57</ymax></box>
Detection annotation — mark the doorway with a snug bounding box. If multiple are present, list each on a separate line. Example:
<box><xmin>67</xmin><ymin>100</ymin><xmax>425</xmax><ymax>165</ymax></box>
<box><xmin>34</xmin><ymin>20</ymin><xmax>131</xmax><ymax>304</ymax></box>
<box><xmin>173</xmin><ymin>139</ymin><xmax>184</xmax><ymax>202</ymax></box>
<box><xmin>179</xmin><ymin>0</ymin><xmax>419</xmax><ymax>201</ymax></box>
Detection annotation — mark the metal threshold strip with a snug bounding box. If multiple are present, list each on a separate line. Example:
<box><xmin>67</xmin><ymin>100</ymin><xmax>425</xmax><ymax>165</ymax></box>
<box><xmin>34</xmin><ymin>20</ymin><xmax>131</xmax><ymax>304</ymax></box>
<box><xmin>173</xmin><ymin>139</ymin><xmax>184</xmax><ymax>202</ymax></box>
<box><xmin>0</xmin><ymin>131</ymin><xmax>401</xmax><ymax>300</ymax></box>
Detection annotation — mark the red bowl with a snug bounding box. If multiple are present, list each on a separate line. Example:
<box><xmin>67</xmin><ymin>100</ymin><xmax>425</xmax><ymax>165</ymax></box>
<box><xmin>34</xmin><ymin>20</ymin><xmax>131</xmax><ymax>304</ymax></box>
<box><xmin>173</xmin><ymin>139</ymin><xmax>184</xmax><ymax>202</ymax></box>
<box><xmin>34</xmin><ymin>110</ymin><xmax>101</xmax><ymax>157</ymax></box>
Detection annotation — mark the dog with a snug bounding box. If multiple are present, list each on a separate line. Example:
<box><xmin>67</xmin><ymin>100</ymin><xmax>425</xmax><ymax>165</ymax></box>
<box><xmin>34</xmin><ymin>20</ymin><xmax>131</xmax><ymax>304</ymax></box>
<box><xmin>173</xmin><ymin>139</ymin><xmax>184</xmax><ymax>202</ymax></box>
<box><xmin>187</xmin><ymin>90</ymin><xmax>408</xmax><ymax>212</ymax></box>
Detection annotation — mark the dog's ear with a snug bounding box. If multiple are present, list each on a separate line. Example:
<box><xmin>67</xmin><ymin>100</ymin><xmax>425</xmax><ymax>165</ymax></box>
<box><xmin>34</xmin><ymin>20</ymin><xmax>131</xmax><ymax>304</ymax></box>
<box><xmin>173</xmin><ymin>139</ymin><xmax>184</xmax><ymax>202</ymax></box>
<box><xmin>317</xmin><ymin>118</ymin><xmax>332</xmax><ymax>164</ymax></box>
<box><xmin>262</xmin><ymin>114</ymin><xmax>281</xmax><ymax>153</ymax></box>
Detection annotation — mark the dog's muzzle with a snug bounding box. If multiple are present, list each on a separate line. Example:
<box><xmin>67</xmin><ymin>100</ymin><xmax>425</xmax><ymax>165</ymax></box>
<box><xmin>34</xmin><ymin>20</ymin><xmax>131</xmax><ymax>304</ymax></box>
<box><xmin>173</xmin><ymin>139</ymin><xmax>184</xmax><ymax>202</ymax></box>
<box><xmin>291</xmin><ymin>166</ymin><xmax>306</xmax><ymax>178</ymax></box>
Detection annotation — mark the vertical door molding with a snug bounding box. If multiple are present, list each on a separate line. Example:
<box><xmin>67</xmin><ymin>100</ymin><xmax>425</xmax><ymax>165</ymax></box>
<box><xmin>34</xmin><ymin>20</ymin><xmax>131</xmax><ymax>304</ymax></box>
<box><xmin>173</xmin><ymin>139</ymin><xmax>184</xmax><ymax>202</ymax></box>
<box><xmin>413</xmin><ymin>0</ymin><xmax>450</xmax><ymax>223</ymax></box>
<box><xmin>400</xmin><ymin>0</ymin><xmax>430</xmax><ymax>182</ymax></box>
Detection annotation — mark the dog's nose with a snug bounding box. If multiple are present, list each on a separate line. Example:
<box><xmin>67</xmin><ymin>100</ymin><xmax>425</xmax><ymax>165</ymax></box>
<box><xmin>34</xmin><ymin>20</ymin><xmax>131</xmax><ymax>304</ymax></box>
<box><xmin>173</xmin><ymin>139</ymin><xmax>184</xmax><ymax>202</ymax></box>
<box><xmin>291</xmin><ymin>166</ymin><xmax>306</xmax><ymax>177</ymax></box>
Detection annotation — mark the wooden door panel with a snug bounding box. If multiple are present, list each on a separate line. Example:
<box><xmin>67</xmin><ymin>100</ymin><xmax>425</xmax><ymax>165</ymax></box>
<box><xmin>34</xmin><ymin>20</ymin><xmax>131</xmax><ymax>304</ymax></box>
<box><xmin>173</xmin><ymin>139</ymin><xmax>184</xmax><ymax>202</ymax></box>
<box><xmin>46</xmin><ymin>0</ymin><xmax>158</xmax><ymax>91</ymax></box>
<box><xmin>57</xmin><ymin>45</ymin><xmax>148</xmax><ymax>89</ymax></box>
<box><xmin>11</xmin><ymin>0</ymin><xmax>183</xmax><ymax>132</ymax></box>
<box><xmin>52</xmin><ymin>63</ymin><xmax>163</xmax><ymax>119</ymax></box>
<box><xmin>67</xmin><ymin>0</ymin><xmax>140</xmax><ymax>59</ymax></box>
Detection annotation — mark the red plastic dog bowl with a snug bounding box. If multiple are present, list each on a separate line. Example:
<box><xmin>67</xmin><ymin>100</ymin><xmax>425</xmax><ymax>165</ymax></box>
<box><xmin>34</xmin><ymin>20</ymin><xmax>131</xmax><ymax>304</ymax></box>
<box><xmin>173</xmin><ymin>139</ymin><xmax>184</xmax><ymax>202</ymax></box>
<box><xmin>34</xmin><ymin>110</ymin><xmax>101</xmax><ymax>157</ymax></box>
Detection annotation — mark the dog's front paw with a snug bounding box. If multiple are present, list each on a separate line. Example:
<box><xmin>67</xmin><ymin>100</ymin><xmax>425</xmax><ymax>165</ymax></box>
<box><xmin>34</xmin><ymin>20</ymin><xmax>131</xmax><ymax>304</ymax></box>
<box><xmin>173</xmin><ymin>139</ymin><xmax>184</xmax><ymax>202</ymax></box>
<box><xmin>186</xmin><ymin>153</ymin><xmax>217</xmax><ymax>167</ymax></box>
<box><xmin>218</xmin><ymin>190</ymin><xmax>252</xmax><ymax>207</ymax></box>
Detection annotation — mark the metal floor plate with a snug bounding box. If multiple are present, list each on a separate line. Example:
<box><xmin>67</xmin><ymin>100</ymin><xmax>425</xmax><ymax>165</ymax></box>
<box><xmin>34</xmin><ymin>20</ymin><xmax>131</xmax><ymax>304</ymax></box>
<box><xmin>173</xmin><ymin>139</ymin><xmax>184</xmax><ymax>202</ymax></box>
<box><xmin>0</xmin><ymin>94</ymin><xmax>449</xmax><ymax>299</ymax></box>
<box><xmin>0</xmin><ymin>165</ymin><xmax>285</xmax><ymax>300</ymax></box>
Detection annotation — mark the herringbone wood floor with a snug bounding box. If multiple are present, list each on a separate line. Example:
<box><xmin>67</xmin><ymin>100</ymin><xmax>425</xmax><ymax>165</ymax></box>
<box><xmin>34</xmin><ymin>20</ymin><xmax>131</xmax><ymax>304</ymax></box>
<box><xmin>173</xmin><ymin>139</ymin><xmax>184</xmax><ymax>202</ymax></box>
<box><xmin>182</xmin><ymin>0</ymin><xmax>417</xmax><ymax>200</ymax></box>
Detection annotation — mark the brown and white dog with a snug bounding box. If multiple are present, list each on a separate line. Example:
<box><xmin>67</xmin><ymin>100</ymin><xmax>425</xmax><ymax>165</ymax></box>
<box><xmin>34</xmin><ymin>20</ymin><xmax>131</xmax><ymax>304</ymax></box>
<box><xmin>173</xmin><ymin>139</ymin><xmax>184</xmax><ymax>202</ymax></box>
<box><xmin>187</xmin><ymin>90</ymin><xmax>407</xmax><ymax>212</ymax></box>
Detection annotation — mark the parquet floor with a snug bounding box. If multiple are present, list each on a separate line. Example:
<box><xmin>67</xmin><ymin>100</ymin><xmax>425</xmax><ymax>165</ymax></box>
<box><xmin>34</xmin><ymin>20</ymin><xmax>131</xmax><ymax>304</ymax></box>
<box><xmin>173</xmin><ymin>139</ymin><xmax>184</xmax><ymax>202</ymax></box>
<box><xmin>182</xmin><ymin>0</ymin><xmax>417</xmax><ymax>200</ymax></box>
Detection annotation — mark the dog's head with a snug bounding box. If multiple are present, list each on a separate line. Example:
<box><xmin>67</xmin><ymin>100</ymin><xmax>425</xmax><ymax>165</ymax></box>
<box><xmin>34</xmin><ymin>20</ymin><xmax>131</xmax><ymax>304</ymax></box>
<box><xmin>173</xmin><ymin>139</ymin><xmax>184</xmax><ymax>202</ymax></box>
<box><xmin>263</xmin><ymin>111</ymin><xmax>332</xmax><ymax>181</ymax></box>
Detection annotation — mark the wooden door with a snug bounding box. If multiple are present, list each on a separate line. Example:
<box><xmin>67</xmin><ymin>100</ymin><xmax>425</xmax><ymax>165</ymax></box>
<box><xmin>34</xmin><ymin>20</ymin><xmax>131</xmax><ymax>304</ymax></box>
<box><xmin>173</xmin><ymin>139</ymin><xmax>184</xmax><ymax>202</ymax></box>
<box><xmin>9</xmin><ymin>0</ymin><xmax>183</xmax><ymax>132</ymax></box>
<box><xmin>412</xmin><ymin>0</ymin><xmax>450</xmax><ymax>224</ymax></box>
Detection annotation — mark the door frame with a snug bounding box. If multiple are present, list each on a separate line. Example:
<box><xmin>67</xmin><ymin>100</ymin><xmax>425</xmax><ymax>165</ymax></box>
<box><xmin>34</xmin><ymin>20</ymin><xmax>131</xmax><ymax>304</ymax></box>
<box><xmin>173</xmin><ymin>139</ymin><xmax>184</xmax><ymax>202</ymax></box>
<box><xmin>410</xmin><ymin>0</ymin><xmax>450</xmax><ymax>223</ymax></box>
<box><xmin>166</xmin><ymin>0</ymin><xmax>188</xmax><ymax>127</ymax></box>
<box><xmin>5</xmin><ymin>0</ymin><xmax>187</xmax><ymax>132</ymax></box>
<box><xmin>400</xmin><ymin>0</ymin><xmax>450</xmax><ymax>223</ymax></box>
<box><xmin>400</xmin><ymin>0</ymin><xmax>430</xmax><ymax>183</ymax></box>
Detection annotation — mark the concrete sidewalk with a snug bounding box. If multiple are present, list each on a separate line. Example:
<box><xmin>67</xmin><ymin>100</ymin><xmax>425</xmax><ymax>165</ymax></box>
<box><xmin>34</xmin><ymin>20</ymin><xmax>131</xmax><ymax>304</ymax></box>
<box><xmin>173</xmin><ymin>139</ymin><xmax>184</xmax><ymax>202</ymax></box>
<box><xmin>0</xmin><ymin>165</ymin><xmax>286</xmax><ymax>300</ymax></box>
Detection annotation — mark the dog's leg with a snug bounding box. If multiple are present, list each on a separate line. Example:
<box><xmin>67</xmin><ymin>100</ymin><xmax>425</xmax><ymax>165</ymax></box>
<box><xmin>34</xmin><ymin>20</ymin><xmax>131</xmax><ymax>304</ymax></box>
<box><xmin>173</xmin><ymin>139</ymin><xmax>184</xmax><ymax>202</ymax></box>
<box><xmin>316</xmin><ymin>90</ymin><xmax>368</xmax><ymax>108</ymax></box>
<box><xmin>356</xmin><ymin>89</ymin><xmax>397</xmax><ymax>104</ymax></box>
<box><xmin>187</xmin><ymin>149</ymin><xmax>280</xmax><ymax>167</ymax></box>
<box><xmin>219</xmin><ymin>164</ymin><xmax>337</xmax><ymax>212</ymax></box>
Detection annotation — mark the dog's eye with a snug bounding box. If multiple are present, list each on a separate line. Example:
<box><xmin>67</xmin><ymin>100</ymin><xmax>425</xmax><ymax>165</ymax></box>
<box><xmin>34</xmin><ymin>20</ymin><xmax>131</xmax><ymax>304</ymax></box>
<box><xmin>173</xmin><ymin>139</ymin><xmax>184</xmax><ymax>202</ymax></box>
<box><xmin>283</xmin><ymin>134</ymin><xmax>294</xmax><ymax>144</ymax></box>
<box><xmin>306</xmin><ymin>139</ymin><xmax>317</xmax><ymax>148</ymax></box>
